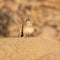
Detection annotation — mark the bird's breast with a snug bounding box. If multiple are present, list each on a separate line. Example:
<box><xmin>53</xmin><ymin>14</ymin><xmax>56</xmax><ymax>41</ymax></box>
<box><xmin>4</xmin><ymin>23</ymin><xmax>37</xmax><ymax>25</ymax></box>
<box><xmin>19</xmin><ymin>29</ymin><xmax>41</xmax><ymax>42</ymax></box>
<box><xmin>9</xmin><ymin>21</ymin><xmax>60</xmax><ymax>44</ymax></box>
<box><xmin>23</xmin><ymin>27</ymin><xmax>35</xmax><ymax>34</ymax></box>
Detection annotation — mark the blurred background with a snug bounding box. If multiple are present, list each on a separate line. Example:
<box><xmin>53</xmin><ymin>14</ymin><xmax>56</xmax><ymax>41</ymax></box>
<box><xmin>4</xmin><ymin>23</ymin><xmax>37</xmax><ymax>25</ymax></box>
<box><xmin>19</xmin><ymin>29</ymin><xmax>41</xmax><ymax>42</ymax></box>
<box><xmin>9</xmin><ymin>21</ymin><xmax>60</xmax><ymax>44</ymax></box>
<box><xmin>0</xmin><ymin>0</ymin><xmax>60</xmax><ymax>39</ymax></box>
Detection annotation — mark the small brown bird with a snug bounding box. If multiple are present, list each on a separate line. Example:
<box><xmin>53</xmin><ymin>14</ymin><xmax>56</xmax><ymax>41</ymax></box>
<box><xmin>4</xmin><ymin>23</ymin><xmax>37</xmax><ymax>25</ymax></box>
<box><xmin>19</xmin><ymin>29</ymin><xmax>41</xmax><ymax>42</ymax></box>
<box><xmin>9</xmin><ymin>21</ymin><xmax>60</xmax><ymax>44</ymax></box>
<box><xmin>23</xmin><ymin>19</ymin><xmax>35</xmax><ymax>37</ymax></box>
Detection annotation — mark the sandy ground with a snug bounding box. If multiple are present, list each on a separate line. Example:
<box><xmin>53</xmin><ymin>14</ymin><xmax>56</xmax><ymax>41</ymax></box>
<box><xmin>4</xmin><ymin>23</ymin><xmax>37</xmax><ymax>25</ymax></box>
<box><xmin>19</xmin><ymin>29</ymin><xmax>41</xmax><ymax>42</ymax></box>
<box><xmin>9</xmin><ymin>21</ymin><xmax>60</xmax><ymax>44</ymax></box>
<box><xmin>0</xmin><ymin>37</ymin><xmax>60</xmax><ymax>60</ymax></box>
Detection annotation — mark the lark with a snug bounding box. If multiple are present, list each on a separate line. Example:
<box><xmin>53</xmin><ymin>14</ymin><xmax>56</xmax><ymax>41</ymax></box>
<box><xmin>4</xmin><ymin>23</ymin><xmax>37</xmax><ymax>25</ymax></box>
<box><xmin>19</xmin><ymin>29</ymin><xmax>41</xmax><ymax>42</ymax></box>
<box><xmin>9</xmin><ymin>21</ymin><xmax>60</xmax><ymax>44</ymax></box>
<box><xmin>23</xmin><ymin>19</ymin><xmax>35</xmax><ymax>37</ymax></box>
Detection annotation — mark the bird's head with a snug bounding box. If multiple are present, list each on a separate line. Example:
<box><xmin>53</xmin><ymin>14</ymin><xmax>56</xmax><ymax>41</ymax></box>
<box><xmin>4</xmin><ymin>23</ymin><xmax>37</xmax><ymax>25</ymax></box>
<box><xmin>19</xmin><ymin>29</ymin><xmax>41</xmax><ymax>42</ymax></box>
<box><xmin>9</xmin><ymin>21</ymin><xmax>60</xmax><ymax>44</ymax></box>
<box><xmin>26</xmin><ymin>18</ymin><xmax>33</xmax><ymax>26</ymax></box>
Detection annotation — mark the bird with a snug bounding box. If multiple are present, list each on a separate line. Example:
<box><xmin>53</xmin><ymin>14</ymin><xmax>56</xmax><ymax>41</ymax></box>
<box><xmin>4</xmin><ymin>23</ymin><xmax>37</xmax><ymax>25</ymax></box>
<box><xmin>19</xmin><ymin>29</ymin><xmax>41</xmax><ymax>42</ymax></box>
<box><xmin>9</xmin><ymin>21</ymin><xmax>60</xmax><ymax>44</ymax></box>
<box><xmin>23</xmin><ymin>19</ymin><xmax>36</xmax><ymax>37</ymax></box>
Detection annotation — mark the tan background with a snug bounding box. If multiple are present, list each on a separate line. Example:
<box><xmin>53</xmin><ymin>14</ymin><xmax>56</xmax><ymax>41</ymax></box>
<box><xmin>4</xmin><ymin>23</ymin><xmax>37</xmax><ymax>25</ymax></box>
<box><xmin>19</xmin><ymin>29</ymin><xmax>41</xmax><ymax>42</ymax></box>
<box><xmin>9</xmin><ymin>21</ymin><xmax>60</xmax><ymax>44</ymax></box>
<box><xmin>0</xmin><ymin>0</ymin><xmax>60</xmax><ymax>60</ymax></box>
